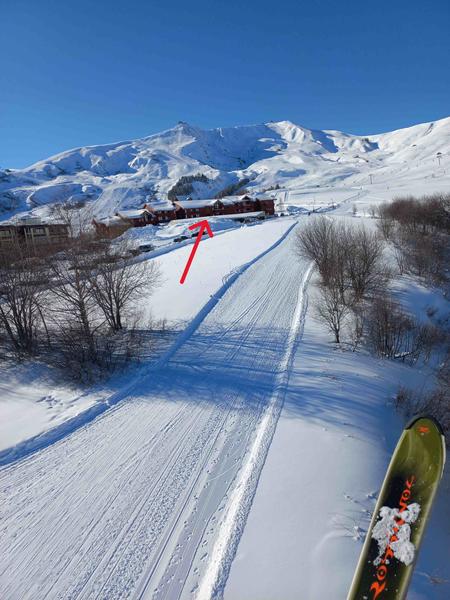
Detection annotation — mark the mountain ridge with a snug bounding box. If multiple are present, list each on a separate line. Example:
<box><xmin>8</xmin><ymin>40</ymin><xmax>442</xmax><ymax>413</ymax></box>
<box><xmin>1</xmin><ymin>116</ymin><xmax>449</xmax><ymax>220</ymax></box>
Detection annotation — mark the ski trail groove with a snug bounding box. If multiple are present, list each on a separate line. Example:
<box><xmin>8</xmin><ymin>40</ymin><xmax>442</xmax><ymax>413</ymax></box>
<box><xmin>196</xmin><ymin>262</ymin><xmax>314</xmax><ymax>600</ymax></box>
<box><xmin>0</xmin><ymin>223</ymin><xmax>313</xmax><ymax>600</ymax></box>
<box><xmin>0</xmin><ymin>221</ymin><xmax>297</xmax><ymax>468</ymax></box>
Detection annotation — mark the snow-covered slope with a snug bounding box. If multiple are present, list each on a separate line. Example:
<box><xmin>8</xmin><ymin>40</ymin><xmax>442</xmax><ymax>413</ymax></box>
<box><xmin>1</xmin><ymin>117</ymin><xmax>449</xmax><ymax>221</ymax></box>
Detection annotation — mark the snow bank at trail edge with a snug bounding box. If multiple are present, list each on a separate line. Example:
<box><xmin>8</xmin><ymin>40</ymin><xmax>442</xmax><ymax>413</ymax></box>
<box><xmin>0</xmin><ymin>218</ymin><xmax>294</xmax><ymax>464</ymax></box>
<box><xmin>197</xmin><ymin>262</ymin><xmax>314</xmax><ymax>599</ymax></box>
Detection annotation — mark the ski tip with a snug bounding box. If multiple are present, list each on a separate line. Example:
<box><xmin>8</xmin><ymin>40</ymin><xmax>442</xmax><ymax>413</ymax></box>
<box><xmin>405</xmin><ymin>414</ymin><xmax>445</xmax><ymax>437</ymax></box>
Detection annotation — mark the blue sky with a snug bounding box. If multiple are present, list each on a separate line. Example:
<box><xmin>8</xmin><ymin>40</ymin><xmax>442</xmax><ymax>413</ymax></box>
<box><xmin>1</xmin><ymin>0</ymin><xmax>449</xmax><ymax>168</ymax></box>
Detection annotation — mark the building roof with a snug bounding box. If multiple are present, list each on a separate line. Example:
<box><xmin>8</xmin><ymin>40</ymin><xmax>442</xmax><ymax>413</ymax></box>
<box><xmin>220</xmin><ymin>194</ymin><xmax>253</xmax><ymax>206</ymax></box>
<box><xmin>216</xmin><ymin>211</ymin><xmax>265</xmax><ymax>220</ymax></box>
<box><xmin>0</xmin><ymin>218</ymin><xmax>68</xmax><ymax>228</ymax></box>
<box><xmin>254</xmin><ymin>193</ymin><xmax>276</xmax><ymax>201</ymax></box>
<box><xmin>145</xmin><ymin>203</ymin><xmax>176</xmax><ymax>213</ymax></box>
<box><xmin>116</xmin><ymin>209</ymin><xmax>150</xmax><ymax>219</ymax></box>
<box><xmin>174</xmin><ymin>199</ymin><xmax>219</xmax><ymax>209</ymax></box>
<box><xmin>94</xmin><ymin>215</ymin><xmax>126</xmax><ymax>227</ymax></box>
<box><xmin>16</xmin><ymin>216</ymin><xmax>43</xmax><ymax>225</ymax></box>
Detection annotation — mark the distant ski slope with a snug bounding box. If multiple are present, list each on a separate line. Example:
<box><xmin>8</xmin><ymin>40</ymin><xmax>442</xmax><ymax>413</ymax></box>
<box><xmin>0</xmin><ymin>224</ymin><xmax>312</xmax><ymax>600</ymax></box>
<box><xmin>1</xmin><ymin>116</ymin><xmax>449</xmax><ymax>220</ymax></box>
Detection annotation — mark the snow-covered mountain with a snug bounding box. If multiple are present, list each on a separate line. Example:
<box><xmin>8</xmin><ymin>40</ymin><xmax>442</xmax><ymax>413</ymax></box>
<box><xmin>1</xmin><ymin>116</ymin><xmax>449</xmax><ymax>220</ymax></box>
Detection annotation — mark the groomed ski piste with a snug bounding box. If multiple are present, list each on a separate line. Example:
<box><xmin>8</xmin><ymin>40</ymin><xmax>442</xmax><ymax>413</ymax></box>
<box><xmin>1</xmin><ymin>218</ymin><xmax>315</xmax><ymax>599</ymax></box>
<box><xmin>1</xmin><ymin>140</ymin><xmax>450</xmax><ymax>596</ymax></box>
<box><xmin>1</xmin><ymin>196</ymin><xmax>450</xmax><ymax>599</ymax></box>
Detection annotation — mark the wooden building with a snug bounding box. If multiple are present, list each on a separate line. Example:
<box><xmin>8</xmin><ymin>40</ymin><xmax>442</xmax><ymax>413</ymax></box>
<box><xmin>0</xmin><ymin>218</ymin><xmax>69</xmax><ymax>249</ymax></box>
<box><xmin>0</xmin><ymin>224</ymin><xmax>19</xmax><ymax>248</ymax></box>
<box><xmin>255</xmin><ymin>197</ymin><xmax>275</xmax><ymax>215</ymax></box>
<box><xmin>143</xmin><ymin>203</ymin><xmax>179</xmax><ymax>223</ymax></box>
<box><xmin>22</xmin><ymin>222</ymin><xmax>70</xmax><ymax>245</ymax></box>
<box><xmin>92</xmin><ymin>194</ymin><xmax>276</xmax><ymax>236</ymax></box>
<box><xmin>220</xmin><ymin>195</ymin><xmax>255</xmax><ymax>214</ymax></box>
<box><xmin>173</xmin><ymin>199</ymin><xmax>222</xmax><ymax>219</ymax></box>
<box><xmin>92</xmin><ymin>216</ymin><xmax>131</xmax><ymax>239</ymax></box>
<box><xmin>115</xmin><ymin>208</ymin><xmax>154</xmax><ymax>227</ymax></box>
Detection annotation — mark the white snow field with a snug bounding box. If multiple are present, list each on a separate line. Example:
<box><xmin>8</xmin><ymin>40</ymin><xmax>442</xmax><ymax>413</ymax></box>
<box><xmin>0</xmin><ymin>222</ymin><xmax>314</xmax><ymax>599</ymax></box>
<box><xmin>224</xmin><ymin>274</ymin><xmax>450</xmax><ymax>600</ymax></box>
<box><xmin>1</xmin><ymin>116</ymin><xmax>449</xmax><ymax>223</ymax></box>
<box><xmin>0</xmin><ymin>218</ymin><xmax>293</xmax><ymax>455</ymax></box>
<box><xmin>1</xmin><ymin>116</ymin><xmax>450</xmax><ymax>599</ymax></box>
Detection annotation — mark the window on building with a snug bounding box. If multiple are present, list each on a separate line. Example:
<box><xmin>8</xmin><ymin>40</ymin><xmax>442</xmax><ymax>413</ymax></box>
<box><xmin>32</xmin><ymin>227</ymin><xmax>47</xmax><ymax>236</ymax></box>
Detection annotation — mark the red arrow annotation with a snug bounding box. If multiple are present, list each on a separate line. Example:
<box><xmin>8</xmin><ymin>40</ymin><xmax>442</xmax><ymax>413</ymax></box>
<box><xmin>179</xmin><ymin>219</ymin><xmax>214</xmax><ymax>284</ymax></box>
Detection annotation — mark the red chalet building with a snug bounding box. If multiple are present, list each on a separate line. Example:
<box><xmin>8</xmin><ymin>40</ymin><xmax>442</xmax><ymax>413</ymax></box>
<box><xmin>173</xmin><ymin>194</ymin><xmax>275</xmax><ymax>219</ymax></box>
<box><xmin>115</xmin><ymin>208</ymin><xmax>154</xmax><ymax>227</ymax></box>
<box><xmin>94</xmin><ymin>194</ymin><xmax>276</xmax><ymax>237</ymax></box>
<box><xmin>173</xmin><ymin>199</ymin><xmax>221</xmax><ymax>219</ymax></box>
<box><xmin>143</xmin><ymin>203</ymin><xmax>179</xmax><ymax>223</ymax></box>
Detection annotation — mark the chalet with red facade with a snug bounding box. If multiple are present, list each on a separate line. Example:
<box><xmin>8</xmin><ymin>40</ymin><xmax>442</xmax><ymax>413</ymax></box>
<box><xmin>173</xmin><ymin>199</ymin><xmax>222</xmax><ymax>219</ymax></box>
<box><xmin>255</xmin><ymin>197</ymin><xmax>275</xmax><ymax>215</ymax></box>
<box><xmin>92</xmin><ymin>216</ymin><xmax>131</xmax><ymax>239</ymax></box>
<box><xmin>143</xmin><ymin>203</ymin><xmax>179</xmax><ymax>223</ymax></box>
<box><xmin>94</xmin><ymin>194</ymin><xmax>276</xmax><ymax>237</ymax></box>
<box><xmin>172</xmin><ymin>194</ymin><xmax>275</xmax><ymax>220</ymax></box>
<box><xmin>115</xmin><ymin>208</ymin><xmax>154</xmax><ymax>227</ymax></box>
<box><xmin>220</xmin><ymin>194</ymin><xmax>257</xmax><ymax>214</ymax></box>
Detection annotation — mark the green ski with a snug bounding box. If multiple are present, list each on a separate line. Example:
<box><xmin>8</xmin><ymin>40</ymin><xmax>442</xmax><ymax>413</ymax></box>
<box><xmin>347</xmin><ymin>415</ymin><xmax>446</xmax><ymax>600</ymax></box>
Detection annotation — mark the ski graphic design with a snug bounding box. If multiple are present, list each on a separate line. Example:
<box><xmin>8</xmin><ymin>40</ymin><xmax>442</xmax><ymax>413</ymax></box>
<box><xmin>347</xmin><ymin>415</ymin><xmax>446</xmax><ymax>600</ymax></box>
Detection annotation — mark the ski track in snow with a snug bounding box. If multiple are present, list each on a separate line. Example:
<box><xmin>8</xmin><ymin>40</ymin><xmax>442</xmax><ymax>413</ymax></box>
<box><xmin>0</xmin><ymin>221</ymin><xmax>297</xmax><ymax>468</ymax></box>
<box><xmin>0</xmin><ymin>224</ymin><xmax>311</xmax><ymax>600</ymax></box>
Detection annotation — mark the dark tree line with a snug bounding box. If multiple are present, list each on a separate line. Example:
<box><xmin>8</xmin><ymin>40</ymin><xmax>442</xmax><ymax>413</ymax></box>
<box><xmin>167</xmin><ymin>174</ymin><xmax>210</xmax><ymax>201</ymax></box>
<box><xmin>215</xmin><ymin>178</ymin><xmax>250</xmax><ymax>199</ymax></box>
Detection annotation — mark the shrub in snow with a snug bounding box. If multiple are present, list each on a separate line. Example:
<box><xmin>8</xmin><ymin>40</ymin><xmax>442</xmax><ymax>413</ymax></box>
<box><xmin>366</xmin><ymin>295</ymin><xmax>441</xmax><ymax>364</ymax></box>
<box><xmin>295</xmin><ymin>216</ymin><xmax>389</xmax><ymax>306</ymax></box>
<box><xmin>377</xmin><ymin>193</ymin><xmax>450</xmax><ymax>285</ymax></box>
<box><xmin>315</xmin><ymin>283</ymin><xmax>350</xmax><ymax>344</ymax></box>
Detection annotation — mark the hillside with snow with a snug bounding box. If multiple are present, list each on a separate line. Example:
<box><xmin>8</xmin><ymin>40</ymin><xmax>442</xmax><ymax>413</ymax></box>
<box><xmin>1</xmin><ymin>116</ymin><xmax>449</xmax><ymax>221</ymax></box>
<box><xmin>1</xmin><ymin>117</ymin><xmax>449</xmax><ymax>600</ymax></box>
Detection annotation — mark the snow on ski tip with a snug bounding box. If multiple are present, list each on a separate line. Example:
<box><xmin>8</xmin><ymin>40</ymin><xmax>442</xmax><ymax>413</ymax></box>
<box><xmin>347</xmin><ymin>416</ymin><xmax>446</xmax><ymax>600</ymax></box>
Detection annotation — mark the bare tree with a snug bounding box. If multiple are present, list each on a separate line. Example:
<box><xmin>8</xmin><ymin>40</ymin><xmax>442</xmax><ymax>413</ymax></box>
<box><xmin>296</xmin><ymin>217</ymin><xmax>388</xmax><ymax>304</ymax></box>
<box><xmin>376</xmin><ymin>193</ymin><xmax>450</xmax><ymax>284</ymax></box>
<box><xmin>295</xmin><ymin>217</ymin><xmax>349</xmax><ymax>289</ymax></box>
<box><xmin>50</xmin><ymin>201</ymin><xmax>94</xmax><ymax>238</ymax></box>
<box><xmin>47</xmin><ymin>242</ymin><xmax>102</xmax><ymax>363</ymax></box>
<box><xmin>345</xmin><ymin>226</ymin><xmax>388</xmax><ymax>303</ymax></box>
<box><xmin>316</xmin><ymin>283</ymin><xmax>349</xmax><ymax>343</ymax></box>
<box><xmin>369</xmin><ymin>205</ymin><xmax>377</xmax><ymax>219</ymax></box>
<box><xmin>376</xmin><ymin>203</ymin><xmax>395</xmax><ymax>240</ymax></box>
<box><xmin>349</xmin><ymin>303</ymin><xmax>365</xmax><ymax>351</ymax></box>
<box><xmin>295</xmin><ymin>217</ymin><xmax>334</xmax><ymax>276</ymax></box>
<box><xmin>0</xmin><ymin>247</ymin><xmax>48</xmax><ymax>355</ymax></box>
<box><xmin>89</xmin><ymin>242</ymin><xmax>161</xmax><ymax>331</ymax></box>
<box><xmin>367</xmin><ymin>295</ymin><xmax>415</xmax><ymax>359</ymax></box>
